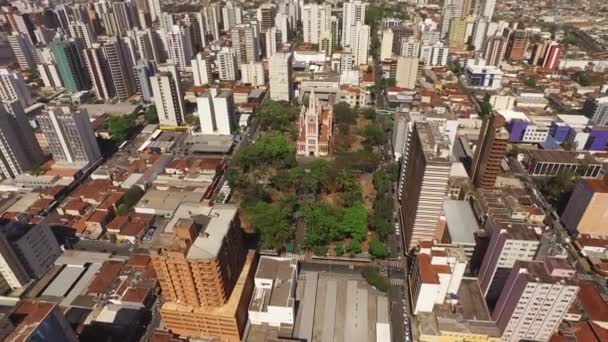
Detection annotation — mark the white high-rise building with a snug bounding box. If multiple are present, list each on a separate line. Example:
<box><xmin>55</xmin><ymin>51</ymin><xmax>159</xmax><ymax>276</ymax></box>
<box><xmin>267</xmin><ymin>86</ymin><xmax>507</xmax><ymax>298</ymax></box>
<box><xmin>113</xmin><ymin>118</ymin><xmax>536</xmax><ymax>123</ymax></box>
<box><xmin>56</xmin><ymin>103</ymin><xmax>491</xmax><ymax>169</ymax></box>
<box><xmin>471</xmin><ymin>18</ymin><xmax>489</xmax><ymax>51</ymax></box>
<box><xmin>302</xmin><ymin>4</ymin><xmax>331</xmax><ymax>44</ymax></box>
<box><xmin>0</xmin><ymin>69</ymin><xmax>33</xmax><ymax>109</ymax></box>
<box><xmin>275</xmin><ymin>13</ymin><xmax>289</xmax><ymax>44</ymax></box>
<box><xmin>191</xmin><ymin>53</ymin><xmax>212</xmax><ymax>86</ymax></box>
<box><xmin>69</xmin><ymin>21</ymin><xmax>96</xmax><ymax>48</ymax></box>
<box><xmin>148</xmin><ymin>0</ymin><xmax>161</xmax><ymax>21</ymax></box>
<box><xmin>420</xmin><ymin>43</ymin><xmax>449</xmax><ymax>66</ymax></box>
<box><xmin>37</xmin><ymin>63</ymin><xmax>62</xmax><ymax>89</ymax></box>
<box><xmin>133</xmin><ymin>28</ymin><xmax>162</xmax><ymax>63</ymax></box>
<box><xmin>342</xmin><ymin>0</ymin><xmax>368</xmax><ymax>48</ymax></box>
<box><xmin>240</xmin><ymin>62</ymin><xmax>265</xmax><ymax>87</ymax></box>
<box><xmin>265</xmin><ymin>27</ymin><xmax>278</xmax><ymax>58</ymax></box>
<box><xmin>440</xmin><ymin>0</ymin><xmax>463</xmax><ymax>38</ymax></box>
<box><xmin>231</xmin><ymin>23</ymin><xmax>259</xmax><ymax>67</ymax></box>
<box><xmin>8</xmin><ymin>33</ymin><xmax>38</xmax><ymax>70</ymax></box>
<box><xmin>396</xmin><ymin>56</ymin><xmax>418</xmax><ymax>89</ymax></box>
<box><xmin>0</xmin><ymin>101</ymin><xmax>44</xmax><ymax>179</ymax></box>
<box><xmin>216</xmin><ymin>47</ymin><xmax>237</xmax><ymax>81</ymax></box>
<box><xmin>400</xmin><ymin>38</ymin><xmax>420</xmax><ymax>57</ymax></box>
<box><xmin>481</xmin><ymin>0</ymin><xmax>496</xmax><ymax>20</ymax></box>
<box><xmin>37</xmin><ymin>107</ymin><xmax>101</xmax><ymax>165</ymax></box>
<box><xmin>380</xmin><ymin>29</ymin><xmax>394</xmax><ymax>60</ymax></box>
<box><xmin>222</xmin><ymin>1</ymin><xmax>242</xmax><ymax>31</ymax></box>
<box><xmin>268</xmin><ymin>52</ymin><xmax>293</xmax><ymax>101</ymax></box>
<box><xmin>197</xmin><ymin>90</ymin><xmax>235</xmax><ymax>135</ymax></box>
<box><xmin>350</xmin><ymin>22</ymin><xmax>370</xmax><ymax>66</ymax></box>
<box><xmin>204</xmin><ymin>4</ymin><xmax>221</xmax><ymax>41</ymax></box>
<box><xmin>150</xmin><ymin>65</ymin><xmax>186</xmax><ymax>127</ymax></box>
<box><xmin>165</xmin><ymin>25</ymin><xmax>193</xmax><ymax>69</ymax></box>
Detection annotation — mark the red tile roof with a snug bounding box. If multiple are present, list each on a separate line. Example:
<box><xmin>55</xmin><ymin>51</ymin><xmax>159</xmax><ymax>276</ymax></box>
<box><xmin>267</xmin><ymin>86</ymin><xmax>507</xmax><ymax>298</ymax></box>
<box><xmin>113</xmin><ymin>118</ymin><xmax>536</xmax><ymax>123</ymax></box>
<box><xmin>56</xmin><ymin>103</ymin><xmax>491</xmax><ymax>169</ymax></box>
<box><xmin>577</xmin><ymin>282</ymin><xmax>608</xmax><ymax>322</ymax></box>
<box><xmin>122</xmin><ymin>287</ymin><xmax>151</xmax><ymax>304</ymax></box>
<box><xmin>87</xmin><ymin>261</ymin><xmax>124</xmax><ymax>295</ymax></box>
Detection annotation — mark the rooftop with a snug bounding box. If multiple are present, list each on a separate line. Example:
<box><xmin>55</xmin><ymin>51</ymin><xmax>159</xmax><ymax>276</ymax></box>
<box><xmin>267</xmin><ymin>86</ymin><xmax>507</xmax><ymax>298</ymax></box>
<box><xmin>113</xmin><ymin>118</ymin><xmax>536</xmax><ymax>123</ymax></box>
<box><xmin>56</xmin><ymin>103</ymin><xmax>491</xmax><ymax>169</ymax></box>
<box><xmin>415</xmin><ymin>121</ymin><xmax>452</xmax><ymax>163</ymax></box>
<box><xmin>250</xmin><ymin>257</ymin><xmax>296</xmax><ymax>312</ymax></box>
<box><xmin>186</xmin><ymin>204</ymin><xmax>238</xmax><ymax>259</ymax></box>
<box><xmin>526</xmin><ymin>149</ymin><xmax>600</xmax><ymax>164</ymax></box>
<box><xmin>443</xmin><ymin>200</ymin><xmax>479</xmax><ymax>244</ymax></box>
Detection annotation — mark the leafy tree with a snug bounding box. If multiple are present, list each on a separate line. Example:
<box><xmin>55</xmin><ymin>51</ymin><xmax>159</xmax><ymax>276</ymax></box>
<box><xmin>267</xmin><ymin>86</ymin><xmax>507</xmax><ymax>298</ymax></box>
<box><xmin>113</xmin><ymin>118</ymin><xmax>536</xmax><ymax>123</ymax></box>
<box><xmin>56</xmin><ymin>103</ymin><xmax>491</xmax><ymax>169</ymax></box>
<box><xmin>233</xmin><ymin>132</ymin><xmax>296</xmax><ymax>171</ymax></box>
<box><xmin>361</xmin><ymin>109</ymin><xmax>377</xmax><ymax>121</ymax></box>
<box><xmin>108</xmin><ymin>115</ymin><xmax>135</xmax><ymax>142</ymax></box>
<box><xmin>525</xmin><ymin>77</ymin><xmax>537</xmax><ymax>88</ymax></box>
<box><xmin>302</xmin><ymin>202</ymin><xmax>339</xmax><ymax>247</ymax></box>
<box><xmin>361</xmin><ymin>267</ymin><xmax>388</xmax><ymax>292</ymax></box>
<box><xmin>257</xmin><ymin>100</ymin><xmax>299</xmax><ymax>132</ymax></box>
<box><xmin>335</xmin><ymin>150</ymin><xmax>381</xmax><ymax>172</ymax></box>
<box><xmin>312</xmin><ymin>245</ymin><xmax>328</xmax><ymax>256</ymax></box>
<box><xmin>123</xmin><ymin>186</ymin><xmax>144</xmax><ymax>207</ymax></box>
<box><xmin>572</xmin><ymin>71</ymin><xmax>591</xmax><ymax>86</ymax></box>
<box><xmin>31</xmin><ymin>164</ymin><xmax>43</xmax><ymax>176</ymax></box>
<box><xmin>116</xmin><ymin>203</ymin><xmax>129</xmax><ymax>216</ymax></box>
<box><xmin>369</xmin><ymin>195</ymin><xmax>393</xmax><ymax>241</ymax></box>
<box><xmin>347</xmin><ymin>239</ymin><xmax>362</xmax><ymax>255</ymax></box>
<box><xmin>385</xmin><ymin>162</ymin><xmax>400</xmax><ymax>182</ymax></box>
<box><xmin>480</xmin><ymin>100</ymin><xmax>493</xmax><ymax>116</ymax></box>
<box><xmin>561</xmin><ymin>140</ymin><xmax>578</xmax><ymax>151</ymax></box>
<box><xmin>144</xmin><ymin>106</ymin><xmax>159</xmax><ymax>124</ymax></box>
<box><xmin>334</xmin><ymin>242</ymin><xmax>345</xmax><ymax>256</ymax></box>
<box><xmin>339</xmin><ymin>203</ymin><xmax>368</xmax><ymax>242</ymax></box>
<box><xmin>333</xmin><ymin>102</ymin><xmax>357</xmax><ymax>125</ymax></box>
<box><xmin>362</xmin><ymin>123</ymin><xmax>385</xmax><ymax>148</ymax></box>
<box><xmin>559</xmin><ymin>35</ymin><xmax>577</xmax><ymax>46</ymax></box>
<box><xmin>245</xmin><ymin>202</ymin><xmax>292</xmax><ymax>250</ymax></box>
<box><xmin>369</xmin><ymin>235</ymin><xmax>389</xmax><ymax>259</ymax></box>
<box><xmin>538</xmin><ymin>171</ymin><xmax>577</xmax><ymax>214</ymax></box>
<box><xmin>185</xmin><ymin>113</ymin><xmax>199</xmax><ymax>126</ymax></box>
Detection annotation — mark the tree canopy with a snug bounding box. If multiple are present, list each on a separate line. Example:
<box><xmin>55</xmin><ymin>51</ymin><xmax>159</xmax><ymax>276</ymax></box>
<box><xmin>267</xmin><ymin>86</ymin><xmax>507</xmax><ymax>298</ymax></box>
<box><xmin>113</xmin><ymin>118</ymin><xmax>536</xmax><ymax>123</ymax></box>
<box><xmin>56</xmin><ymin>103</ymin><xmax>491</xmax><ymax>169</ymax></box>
<box><xmin>108</xmin><ymin>115</ymin><xmax>135</xmax><ymax>142</ymax></box>
<box><xmin>333</xmin><ymin>102</ymin><xmax>358</xmax><ymax>125</ymax></box>
<box><xmin>144</xmin><ymin>106</ymin><xmax>158</xmax><ymax>124</ymax></box>
<box><xmin>257</xmin><ymin>100</ymin><xmax>299</xmax><ymax>132</ymax></box>
<box><xmin>302</xmin><ymin>201</ymin><xmax>368</xmax><ymax>248</ymax></box>
<box><xmin>244</xmin><ymin>201</ymin><xmax>292</xmax><ymax>250</ymax></box>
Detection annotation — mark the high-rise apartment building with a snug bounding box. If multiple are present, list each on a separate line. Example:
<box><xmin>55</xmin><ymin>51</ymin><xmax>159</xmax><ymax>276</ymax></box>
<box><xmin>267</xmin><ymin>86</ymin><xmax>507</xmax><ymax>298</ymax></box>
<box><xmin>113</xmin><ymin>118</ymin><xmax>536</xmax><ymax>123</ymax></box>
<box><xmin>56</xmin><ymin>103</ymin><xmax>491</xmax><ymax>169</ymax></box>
<box><xmin>231</xmin><ymin>24</ymin><xmax>259</xmax><ymax>67</ymax></box>
<box><xmin>0</xmin><ymin>68</ymin><xmax>33</xmax><ymax>108</ymax></box>
<box><xmin>240</xmin><ymin>62</ymin><xmax>265</xmax><ymax>87</ymax></box>
<box><xmin>561</xmin><ymin>179</ymin><xmax>608</xmax><ymax>237</ymax></box>
<box><xmin>471</xmin><ymin>113</ymin><xmax>508</xmax><ymax>189</ymax></box>
<box><xmin>103</xmin><ymin>38</ymin><xmax>135</xmax><ymax>100</ymax></box>
<box><xmin>395</xmin><ymin>56</ymin><xmax>418</xmax><ymax>89</ymax></box>
<box><xmin>132</xmin><ymin>28</ymin><xmax>162</xmax><ymax>64</ymax></box>
<box><xmin>542</xmin><ymin>42</ymin><xmax>564</xmax><ymax>70</ymax></box>
<box><xmin>478</xmin><ymin>222</ymin><xmax>540</xmax><ymax>308</ymax></box>
<box><xmin>8</xmin><ymin>32</ymin><xmax>38</xmax><ymax>70</ymax></box>
<box><xmin>36</xmin><ymin>107</ymin><xmax>101</xmax><ymax>165</ymax></box>
<box><xmin>256</xmin><ymin>4</ymin><xmax>275</xmax><ymax>32</ymax></box>
<box><xmin>268</xmin><ymin>52</ymin><xmax>293</xmax><ymax>101</ymax></box>
<box><xmin>197</xmin><ymin>90</ymin><xmax>235</xmax><ymax>135</ymax></box>
<box><xmin>380</xmin><ymin>29</ymin><xmax>394</xmax><ymax>60</ymax></box>
<box><xmin>492</xmin><ymin>259</ymin><xmax>578</xmax><ymax>342</ymax></box>
<box><xmin>448</xmin><ymin>18</ymin><xmax>468</xmax><ymax>49</ymax></box>
<box><xmin>342</xmin><ymin>0</ymin><xmax>368</xmax><ymax>48</ymax></box>
<box><xmin>83</xmin><ymin>45</ymin><xmax>113</xmax><ymax>100</ymax></box>
<box><xmin>583</xmin><ymin>95</ymin><xmax>608</xmax><ymax>125</ymax></box>
<box><xmin>217</xmin><ymin>47</ymin><xmax>237</xmax><ymax>81</ymax></box>
<box><xmin>185</xmin><ymin>12</ymin><xmax>206</xmax><ymax>51</ymax></box>
<box><xmin>49</xmin><ymin>38</ymin><xmax>89</xmax><ymax>93</ymax></box>
<box><xmin>191</xmin><ymin>53</ymin><xmax>212</xmax><ymax>86</ymax></box>
<box><xmin>222</xmin><ymin>1</ymin><xmax>242</xmax><ymax>31</ymax></box>
<box><xmin>134</xmin><ymin>61</ymin><xmax>155</xmax><ymax>102</ymax></box>
<box><xmin>0</xmin><ymin>101</ymin><xmax>45</xmax><ymax>179</ymax></box>
<box><xmin>150</xmin><ymin>65</ymin><xmax>186</xmax><ymax>126</ymax></box>
<box><xmin>484</xmin><ymin>35</ymin><xmax>507</xmax><ymax>67</ymax></box>
<box><xmin>69</xmin><ymin>21</ymin><xmax>96</xmax><ymax>48</ymax></box>
<box><xmin>37</xmin><ymin>62</ymin><xmax>63</xmax><ymax>89</ymax></box>
<box><xmin>151</xmin><ymin>205</ymin><xmax>255</xmax><ymax>341</ymax></box>
<box><xmin>440</xmin><ymin>0</ymin><xmax>463</xmax><ymax>38</ymax></box>
<box><xmin>7</xmin><ymin>301</ymin><xmax>78</xmax><ymax>341</ymax></box>
<box><xmin>400</xmin><ymin>38</ymin><xmax>420</xmax><ymax>58</ymax></box>
<box><xmin>350</xmin><ymin>22</ymin><xmax>370</xmax><ymax>66</ymax></box>
<box><xmin>399</xmin><ymin>122</ymin><xmax>451</xmax><ymax>250</ymax></box>
<box><xmin>505</xmin><ymin>29</ymin><xmax>530</xmax><ymax>61</ymax></box>
<box><xmin>165</xmin><ymin>25</ymin><xmax>193</xmax><ymax>70</ymax></box>
<box><xmin>0</xmin><ymin>216</ymin><xmax>62</xmax><ymax>291</ymax></box>
<box><xmin>275</xmin><ymin>13</ymin><xmax>290</xmax><ymax>44</ymax></box>
<box><xmin>265</xmin><ymin>27</ymin><xmax>278</xmax><ymax>58</ymax></box>
<box><xmin>302</xmin><ymin>4</ymin><xmax>331</xmax><ymax>44</ymax></box>
<box><xmin>480</xmin><ymin>0</ymin><xmax>496</xmax><ymax>20</ymax></box>
<box><xmin>203</xmin><ymin>4</ymin><xmax>221</xmax><ymax>41</ymax></box>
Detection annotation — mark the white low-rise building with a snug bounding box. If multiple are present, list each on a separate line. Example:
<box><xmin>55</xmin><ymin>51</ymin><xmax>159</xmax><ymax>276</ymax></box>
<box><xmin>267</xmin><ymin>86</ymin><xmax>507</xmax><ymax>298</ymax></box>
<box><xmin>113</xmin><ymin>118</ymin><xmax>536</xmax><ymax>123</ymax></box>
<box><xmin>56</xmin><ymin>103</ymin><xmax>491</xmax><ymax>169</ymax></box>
<box><xmin>464</xmin><ymin>61</ymin><xmax>503</xmax><ymax>90</ymax></box>
<box><xmin>248</xmin><ymin>256</ymin><xmax>297</xmax><ymax>327</ymax></box>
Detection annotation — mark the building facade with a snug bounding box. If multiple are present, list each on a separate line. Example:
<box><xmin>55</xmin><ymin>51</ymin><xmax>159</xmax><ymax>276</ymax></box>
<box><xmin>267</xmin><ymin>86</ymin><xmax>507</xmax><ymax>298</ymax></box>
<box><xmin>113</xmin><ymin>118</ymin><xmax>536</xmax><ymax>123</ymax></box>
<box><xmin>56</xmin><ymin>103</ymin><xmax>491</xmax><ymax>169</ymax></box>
<box><xmin>296</xmin><ymin>91</ymin><xmax>332</xmax><ymax>157</ymax></box>
<box><xmin>471</xmin><ymin>113</ymin><xmax>509</xmax><ymax>189</ymax></box>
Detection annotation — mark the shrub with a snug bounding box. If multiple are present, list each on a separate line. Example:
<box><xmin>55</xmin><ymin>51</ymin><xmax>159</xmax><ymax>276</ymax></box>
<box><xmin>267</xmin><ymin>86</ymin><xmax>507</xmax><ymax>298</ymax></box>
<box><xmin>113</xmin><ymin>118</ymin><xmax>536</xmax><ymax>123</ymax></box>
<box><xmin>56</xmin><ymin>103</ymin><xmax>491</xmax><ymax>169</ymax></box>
<box><xmin>334</xmin><ymin>243</ymin><xmax>345</xmax><ymax>256</ymax></box>
<box><xmin>361</xmin><ymin>267</ymin><xmax>389</xmax><ymax>292</ymax></box>
<box><xmin>312</xmin><ymin>245</ymin><xmax>328</xmax><ymax>256</ymax></box>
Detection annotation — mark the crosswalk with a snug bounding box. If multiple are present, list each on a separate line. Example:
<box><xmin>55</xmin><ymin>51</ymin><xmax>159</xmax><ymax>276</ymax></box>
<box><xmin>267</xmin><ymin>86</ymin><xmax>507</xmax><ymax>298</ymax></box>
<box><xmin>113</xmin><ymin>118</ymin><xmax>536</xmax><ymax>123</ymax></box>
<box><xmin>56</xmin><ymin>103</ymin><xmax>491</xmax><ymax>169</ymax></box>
<box><xmin>385</xmin><ymin>259</ymin><xmax>406</xmax><ymax>268</ymax></box>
